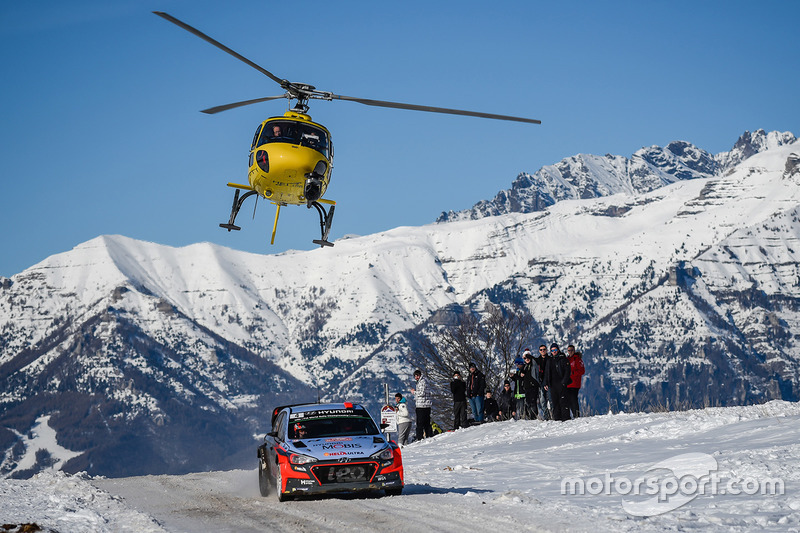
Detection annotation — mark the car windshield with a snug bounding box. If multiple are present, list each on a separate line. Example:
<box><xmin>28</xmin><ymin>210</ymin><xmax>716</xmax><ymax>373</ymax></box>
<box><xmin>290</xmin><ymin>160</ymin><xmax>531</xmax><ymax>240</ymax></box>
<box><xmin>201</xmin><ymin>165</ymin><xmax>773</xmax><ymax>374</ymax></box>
<box><xmin>257</xmin><ymin>120</ymin><xmax>329</xmax><ymax>158</ymax></box>
<box><xmin>290</xmin><ymin>416</ymin><xmax>379</xmax><ymax>440</ymax></box>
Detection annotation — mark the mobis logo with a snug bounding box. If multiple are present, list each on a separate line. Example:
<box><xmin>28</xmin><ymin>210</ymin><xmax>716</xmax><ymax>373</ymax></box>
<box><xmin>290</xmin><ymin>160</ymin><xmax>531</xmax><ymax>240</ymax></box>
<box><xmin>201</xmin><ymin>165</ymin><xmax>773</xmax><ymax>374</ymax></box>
<box><xmin>321</xmin><ymin>443</ymin><xmax>362</xmax><ymax>450</ymax></box>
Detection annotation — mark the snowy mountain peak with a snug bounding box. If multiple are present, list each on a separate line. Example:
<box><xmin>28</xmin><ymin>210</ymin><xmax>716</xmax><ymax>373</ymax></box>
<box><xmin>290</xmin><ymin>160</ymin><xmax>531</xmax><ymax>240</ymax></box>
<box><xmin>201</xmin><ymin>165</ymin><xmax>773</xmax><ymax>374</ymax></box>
<box><xmin>437</xmin><ymin>130</ymin><xmax>797</xmax><ymax>223</ymax></box>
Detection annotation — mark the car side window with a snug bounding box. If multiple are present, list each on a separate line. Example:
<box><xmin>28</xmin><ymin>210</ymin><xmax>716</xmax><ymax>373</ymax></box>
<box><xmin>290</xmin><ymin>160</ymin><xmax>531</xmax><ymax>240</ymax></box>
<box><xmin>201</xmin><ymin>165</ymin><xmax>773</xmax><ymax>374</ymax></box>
<box><xmin>276</xmin><ymin>412</ymin><xmax>287</xmax><ymax>441</ymax></box>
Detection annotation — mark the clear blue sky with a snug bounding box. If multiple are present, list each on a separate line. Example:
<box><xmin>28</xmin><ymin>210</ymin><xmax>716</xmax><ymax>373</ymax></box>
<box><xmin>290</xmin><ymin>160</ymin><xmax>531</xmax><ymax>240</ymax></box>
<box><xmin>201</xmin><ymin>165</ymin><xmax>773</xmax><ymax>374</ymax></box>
<box><xmin>1</xmin><ymin>0</ymin><xmax>798</xmax><ymax>277</ymax></box>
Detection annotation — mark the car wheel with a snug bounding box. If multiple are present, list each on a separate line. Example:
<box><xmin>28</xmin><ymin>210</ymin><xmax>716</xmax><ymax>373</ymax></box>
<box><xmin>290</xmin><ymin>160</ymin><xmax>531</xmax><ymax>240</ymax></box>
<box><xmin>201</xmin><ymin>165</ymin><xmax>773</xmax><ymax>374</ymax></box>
<box><xmin>276</xmin><ymin>464</ymin><xmax>289</xmax><ymax>502</ymax></box>
<box><xmin>258</xmin><ymin>460</ymin><xmax>270</xmax><ymax>497</ymax></box>
<box><xmin>385</xmin><ymin>487</ymin><xmax>403</xmax><ymax>497</ymax></box>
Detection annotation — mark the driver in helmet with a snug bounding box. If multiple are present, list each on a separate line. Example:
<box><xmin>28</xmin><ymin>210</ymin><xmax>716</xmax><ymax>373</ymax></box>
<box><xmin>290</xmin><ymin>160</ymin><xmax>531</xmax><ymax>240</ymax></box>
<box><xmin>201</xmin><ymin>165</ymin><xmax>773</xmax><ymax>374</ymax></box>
<box><xmin>293</xmin><ymin>422</ymin><xmax>308</xmax><ymax>439</ymax></box>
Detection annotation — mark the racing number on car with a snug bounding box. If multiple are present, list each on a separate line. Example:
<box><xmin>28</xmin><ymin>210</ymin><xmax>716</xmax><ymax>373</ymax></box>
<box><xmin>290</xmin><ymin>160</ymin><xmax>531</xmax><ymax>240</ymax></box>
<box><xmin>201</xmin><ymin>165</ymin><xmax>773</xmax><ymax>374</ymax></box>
<box><xmin>328</xmin><ymin>465</ymin><xmax>367</xmax><ymax>482</ymax></box>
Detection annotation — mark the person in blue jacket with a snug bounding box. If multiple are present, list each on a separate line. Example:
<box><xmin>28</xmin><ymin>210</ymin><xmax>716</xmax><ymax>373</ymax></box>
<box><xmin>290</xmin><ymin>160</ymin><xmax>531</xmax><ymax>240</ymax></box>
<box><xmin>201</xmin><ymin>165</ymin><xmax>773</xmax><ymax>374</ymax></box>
<box><xmin>466</xmin><ymin>362</ymin><xmax>486</xmax><ymax>423</ymax></box>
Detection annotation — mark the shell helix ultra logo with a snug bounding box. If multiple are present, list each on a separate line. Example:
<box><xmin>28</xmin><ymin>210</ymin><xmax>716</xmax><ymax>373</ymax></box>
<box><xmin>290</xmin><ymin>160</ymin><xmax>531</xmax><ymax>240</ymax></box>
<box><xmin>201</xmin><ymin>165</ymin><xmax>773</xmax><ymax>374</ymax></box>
<box><xmin>561</xmin><ymin>452</ymin><xmax>785</xmax><ymax>516</ymax></box>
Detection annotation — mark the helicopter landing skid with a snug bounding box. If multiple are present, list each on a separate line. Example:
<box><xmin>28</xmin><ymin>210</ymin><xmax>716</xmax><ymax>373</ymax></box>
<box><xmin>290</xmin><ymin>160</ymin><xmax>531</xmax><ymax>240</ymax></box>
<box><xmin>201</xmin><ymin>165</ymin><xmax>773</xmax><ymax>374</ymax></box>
<box><xmin>310</xmin><ymin>202</ymin><xmax>335</xmax><ymax>247</ymax></box>
<box><xmin>220</xmin><ymin>188</ymin><xmax>258</xmax><ymax>232</ymax></box>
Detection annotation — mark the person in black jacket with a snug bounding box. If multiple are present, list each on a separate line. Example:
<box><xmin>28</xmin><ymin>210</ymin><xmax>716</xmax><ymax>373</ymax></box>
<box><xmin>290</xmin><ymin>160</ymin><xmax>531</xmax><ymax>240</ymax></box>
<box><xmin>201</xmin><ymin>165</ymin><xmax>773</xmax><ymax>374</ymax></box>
<box><xmin>509</xmin><ymin>357</ymin><xmax>527</xmax><ymax>420</ymax></box>
<box><xmin>521</xmin><ymin>348</ymin><xmax>540</xmax><ymax>419</ymax></box>
<box><xmin>483</xmin><ymin>389</ymin><xmax>500</xmax><ymax>421</ymax></box>
<box><xmin>450</xmin><ymin>371</ymin><xmax>468</xmax><ymax>430</ymax></box>
<box><xmin>467</xmin><ymin>362</ymin><xmax>486</xmax><ymax>423</ymax></box>
<box><xmin>498</xmin><ymin>380</ymin><xmax>513</xmax><ymax>420</ymax></box>
<box><xmin>544</xmin><ymin>343</ymin><xmax>572</xmax><ymax>421</ymax></box>
<box><xmin>534</xmin><ymin>344</ymin><xmax>552</xmax><ymax>420</ymax></box>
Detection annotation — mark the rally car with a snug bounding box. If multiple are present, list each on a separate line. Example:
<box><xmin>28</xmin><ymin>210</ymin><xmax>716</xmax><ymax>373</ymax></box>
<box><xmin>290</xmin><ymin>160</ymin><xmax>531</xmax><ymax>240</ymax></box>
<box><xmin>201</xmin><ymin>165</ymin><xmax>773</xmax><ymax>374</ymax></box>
<box><xmin>257</xmin><ymin>402</ymin><xmax>404</xmax><ymax>501</ymax></box>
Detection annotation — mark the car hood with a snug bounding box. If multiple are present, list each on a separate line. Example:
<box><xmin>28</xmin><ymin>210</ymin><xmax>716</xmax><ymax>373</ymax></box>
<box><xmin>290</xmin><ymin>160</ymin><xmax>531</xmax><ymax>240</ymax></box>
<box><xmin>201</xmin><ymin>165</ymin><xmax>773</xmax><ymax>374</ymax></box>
<box><xmin>287</xmin><ymin>435</ymin><xmax>388</xmax><ymax>461</ymax></box>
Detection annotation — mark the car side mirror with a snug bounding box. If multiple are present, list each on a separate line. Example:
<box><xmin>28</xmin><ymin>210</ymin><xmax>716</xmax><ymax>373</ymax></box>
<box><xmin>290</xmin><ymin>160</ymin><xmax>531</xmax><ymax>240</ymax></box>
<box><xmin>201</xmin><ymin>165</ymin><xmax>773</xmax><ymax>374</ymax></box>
<box><xmin>267</xmin><ymin>430</ymin><xmax>278</xmax><ymax>439</ymax></box>
<box><xmin>380</xmin><ymin>423</ymin><xmax>389</xmax><ymax>430</ymax></box>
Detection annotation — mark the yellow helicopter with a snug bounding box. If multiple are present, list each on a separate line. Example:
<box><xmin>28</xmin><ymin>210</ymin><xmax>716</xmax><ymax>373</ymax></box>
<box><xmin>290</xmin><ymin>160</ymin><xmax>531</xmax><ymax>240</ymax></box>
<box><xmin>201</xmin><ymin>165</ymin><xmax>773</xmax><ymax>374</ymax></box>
<box><xmin>154</xmin><ymin>12</ymin><xmax>540</xmax><ymax>247</ymax></box>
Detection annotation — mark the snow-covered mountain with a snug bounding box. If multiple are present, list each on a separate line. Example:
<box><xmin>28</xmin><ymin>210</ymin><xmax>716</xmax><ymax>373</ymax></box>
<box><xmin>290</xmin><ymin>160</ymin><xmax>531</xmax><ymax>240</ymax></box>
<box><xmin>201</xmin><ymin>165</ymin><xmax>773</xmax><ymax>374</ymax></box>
<box><xmin>437</xmin><ymin>129</ymin><xmax>797</xmax><ymax>222</ymax></box>
<box><xmin>1</xmin><ymin>130</ymin><xmax>798</xmax><ymax>478</ymax></box>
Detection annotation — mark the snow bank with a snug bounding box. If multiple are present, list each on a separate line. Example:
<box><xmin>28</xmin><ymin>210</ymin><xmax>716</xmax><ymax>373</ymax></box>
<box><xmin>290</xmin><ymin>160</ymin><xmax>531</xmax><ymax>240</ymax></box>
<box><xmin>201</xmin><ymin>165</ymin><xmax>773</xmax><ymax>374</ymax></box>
<box><xmin>0</xmin><ymin>471</ymin><xmax>164</xmax><ymax>532</ymax></box>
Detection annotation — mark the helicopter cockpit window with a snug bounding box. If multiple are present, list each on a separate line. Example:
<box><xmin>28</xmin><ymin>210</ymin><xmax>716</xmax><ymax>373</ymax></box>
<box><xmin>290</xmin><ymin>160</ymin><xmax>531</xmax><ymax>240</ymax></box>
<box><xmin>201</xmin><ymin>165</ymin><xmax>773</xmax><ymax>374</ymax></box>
<box><xmin>258</xmin><ymin>121</ymin><xmax>295</xmax><ymax>146</ymax></box>
<box><xmin>250</xmin><ymin>124</ymin><xmax>263</xmax><ymax>151</ymax></box>
<box><xmin>297</xmin><ymin>125</ymin><xmax>329</xmax><ymax>157</ymax></box>
<box><xmin>257</xmin><ymin>121</ymin><xmax>329</xmax><ymax>158</ymax></box>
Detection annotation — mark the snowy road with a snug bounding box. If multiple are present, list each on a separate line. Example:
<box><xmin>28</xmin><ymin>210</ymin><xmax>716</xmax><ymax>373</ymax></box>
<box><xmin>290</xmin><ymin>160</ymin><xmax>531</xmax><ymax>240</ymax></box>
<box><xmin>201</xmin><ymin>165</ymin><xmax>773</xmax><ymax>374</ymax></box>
<box><xmin>94</xmin><ymin>470</ymin><xmax>529</xmax><ymax>533</ymax></box>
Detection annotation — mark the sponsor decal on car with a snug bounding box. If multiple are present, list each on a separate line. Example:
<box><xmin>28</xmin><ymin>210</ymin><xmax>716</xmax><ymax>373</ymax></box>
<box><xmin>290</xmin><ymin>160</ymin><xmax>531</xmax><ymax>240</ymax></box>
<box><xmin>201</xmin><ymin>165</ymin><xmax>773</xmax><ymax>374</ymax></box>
<box><xmin>289</xmin><ymin>409</ymin><xmax>359</xmax><ymax>420</ymax></box>
<box><xmin>324</xmin><ymin>451</ymin><xmax>348</xmax><ymax>457</ymax></box>
<box><xmin>321</xmin><ymin>443</ymin><xmax>362</xmax><ymax>450</ymax></box>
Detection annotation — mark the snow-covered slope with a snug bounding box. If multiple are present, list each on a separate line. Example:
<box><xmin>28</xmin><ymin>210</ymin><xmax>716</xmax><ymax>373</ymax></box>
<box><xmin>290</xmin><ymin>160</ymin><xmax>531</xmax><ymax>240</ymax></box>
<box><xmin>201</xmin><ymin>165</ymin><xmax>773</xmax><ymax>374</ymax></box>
<box><xmin>1</xmin><ymin>401</ymin><xmax>798</xmax><ymax>532</ymax></box>
<box><xmin>1</xmin><ymin>131</ymin><xmax>798</xmax><ymax>479</ymax></box>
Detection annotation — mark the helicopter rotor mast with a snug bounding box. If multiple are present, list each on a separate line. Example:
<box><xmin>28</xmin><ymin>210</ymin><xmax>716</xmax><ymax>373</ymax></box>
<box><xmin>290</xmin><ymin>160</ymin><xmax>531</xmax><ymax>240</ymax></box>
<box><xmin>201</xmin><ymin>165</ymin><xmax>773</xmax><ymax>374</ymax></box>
<box><xmin>153</xmin><ymin>11</ymin><xmax>541</xmax><ymax>125</ymax></box>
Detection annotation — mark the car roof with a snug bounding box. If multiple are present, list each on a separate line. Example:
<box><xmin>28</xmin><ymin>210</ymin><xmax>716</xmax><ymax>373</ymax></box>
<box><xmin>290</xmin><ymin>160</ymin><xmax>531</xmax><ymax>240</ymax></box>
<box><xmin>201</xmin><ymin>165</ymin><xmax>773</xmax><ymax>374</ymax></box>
<box><xmin>271</xmin><ymin>402</ymin><xmax>365</xmax><ymax>427</ymax></box>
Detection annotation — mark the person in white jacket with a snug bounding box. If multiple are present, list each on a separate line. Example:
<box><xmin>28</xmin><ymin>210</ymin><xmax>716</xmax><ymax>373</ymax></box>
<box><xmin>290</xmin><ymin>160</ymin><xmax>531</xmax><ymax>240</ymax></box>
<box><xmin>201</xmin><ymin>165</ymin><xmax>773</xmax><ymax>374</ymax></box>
<box><xmin>410</xmin><ymin>369</ymin><xmax>434</xmax><ymax>440</ymax></box>
<box><xmin>394</xmin><ymin>393</ymin><xmax>413</xmax><ymax>446</ymax></box>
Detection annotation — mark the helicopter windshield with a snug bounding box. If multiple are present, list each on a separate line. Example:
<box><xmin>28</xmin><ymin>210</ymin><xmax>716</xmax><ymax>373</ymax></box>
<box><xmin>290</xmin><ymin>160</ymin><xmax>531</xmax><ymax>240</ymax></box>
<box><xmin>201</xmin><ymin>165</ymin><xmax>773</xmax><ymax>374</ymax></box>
<box><xmin>258</xmin><ymin>120</ymin><xmax>329</xmax><ymax>158</ymax></box>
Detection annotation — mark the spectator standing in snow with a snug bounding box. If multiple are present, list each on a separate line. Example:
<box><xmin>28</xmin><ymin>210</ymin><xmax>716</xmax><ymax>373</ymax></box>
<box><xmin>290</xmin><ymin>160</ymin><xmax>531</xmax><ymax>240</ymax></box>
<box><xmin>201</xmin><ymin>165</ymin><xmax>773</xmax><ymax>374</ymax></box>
<box><xmin>450</xmin><ymin>371</ymin><xmax>468</xmax><ymax>430</ymax></box>
<box><xmin>544</xmin><ymin>343</ymin><xmax>572</xmax><ymax>421</ymax></box>
<box><xmin>497</xmin><ymin>380</ymin><xmax>513</xmax><ymax>420</ymax></box>
<box><xmin>566</xmin><ymin>345</ymin><xmax>585</xmax><ymax>418</ymax></box>
<box><xmin>466</xmin><ymin>362</ymin><xmax>486</xmax><ymax>423</ymax></box>
<box><xmin>521</xmin><ymin>348</ymin><xmax>540</xmax><ymax>419</ymax></box>
<box><xmin>534</xmin><ymin>344</ymin><xmax>552</xmax><ymax>420</ymax></box>
<box><xmin>394</xmin><ymin>393</ymin><xmax>412</xmax><ymax>446</ymax></box>
<box><xmin>509</xmin><ymin>357</ymin><xmax>528</xmax><ymax>420</ymax></box>
<box><xmin>484</xmin><ymin>389</ymin><xmax>500</xmax><ymax>421</ymax></box>
<box><xmin>410</xmin><ymin>369</ymin><xmax>434</xmax><ymax>439</ymax></box>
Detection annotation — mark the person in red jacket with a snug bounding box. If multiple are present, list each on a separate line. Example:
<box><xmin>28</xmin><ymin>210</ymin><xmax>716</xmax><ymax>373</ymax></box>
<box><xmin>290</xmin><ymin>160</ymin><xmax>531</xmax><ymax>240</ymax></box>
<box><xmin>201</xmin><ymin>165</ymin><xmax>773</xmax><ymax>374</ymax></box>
<box><xmin>566</xmin><ymin>345</ymin><xmax>585</xmax><ymax>418</ymax></box>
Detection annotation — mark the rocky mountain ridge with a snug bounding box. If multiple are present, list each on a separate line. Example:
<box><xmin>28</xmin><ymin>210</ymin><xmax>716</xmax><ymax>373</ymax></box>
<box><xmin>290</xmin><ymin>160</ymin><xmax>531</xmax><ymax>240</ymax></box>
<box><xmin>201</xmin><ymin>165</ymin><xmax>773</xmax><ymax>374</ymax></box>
<box><xmin>437</xmin><ymin>129</ymin><xmax>796</xmax><ymax>222</ymax></box>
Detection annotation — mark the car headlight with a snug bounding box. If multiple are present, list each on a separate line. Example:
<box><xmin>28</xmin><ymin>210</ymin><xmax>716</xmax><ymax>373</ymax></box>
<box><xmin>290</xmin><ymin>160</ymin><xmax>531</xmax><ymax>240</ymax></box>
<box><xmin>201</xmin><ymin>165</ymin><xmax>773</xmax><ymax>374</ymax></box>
<box><xmin>289</xmin><ymin>453</ymin><xmax>317</xmax><ymax>465</ymax></box>
<box><xmin>371</xmin><ymin>447</ymin><xmax>393</xmax><ymax>462</ymax></box>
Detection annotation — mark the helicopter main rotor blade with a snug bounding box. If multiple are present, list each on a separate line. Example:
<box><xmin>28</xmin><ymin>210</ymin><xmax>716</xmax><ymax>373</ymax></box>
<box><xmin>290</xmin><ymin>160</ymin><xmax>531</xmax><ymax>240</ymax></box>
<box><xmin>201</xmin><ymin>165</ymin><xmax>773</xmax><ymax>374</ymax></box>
<box><xmin>329</xmin><ymin>94</ymin><xmax>541</xmax><ymax>124</ymax></box>
<box><xmin>153</xmin><ymin>11</ymin><xmax>287</xmax><ymax>88</ymax></box>
<box><xmin>201</xmin><ymin>95</ymin><xmax>289</xmax><ymax>115</ymax></box>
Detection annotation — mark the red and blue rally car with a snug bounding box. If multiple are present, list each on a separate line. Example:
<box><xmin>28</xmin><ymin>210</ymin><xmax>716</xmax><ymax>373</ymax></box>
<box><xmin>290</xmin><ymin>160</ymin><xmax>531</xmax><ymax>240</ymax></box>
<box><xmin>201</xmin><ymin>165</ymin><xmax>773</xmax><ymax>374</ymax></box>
<box><xmin>258</xmin><ymin>402</ymin><xmax>404</xmax><ymax>501</ymax></box>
